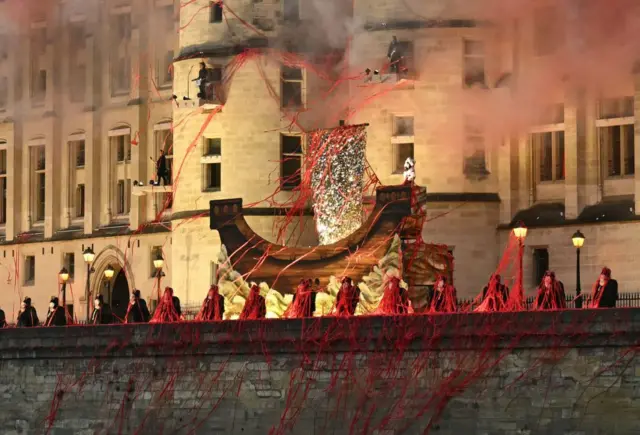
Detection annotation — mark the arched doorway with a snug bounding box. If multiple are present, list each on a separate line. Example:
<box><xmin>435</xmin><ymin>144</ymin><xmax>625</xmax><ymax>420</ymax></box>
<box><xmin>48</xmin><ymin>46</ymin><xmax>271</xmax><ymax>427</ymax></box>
<box><xmin>111</xmin><ymin>270</ymin><xmax>130</xmax><ymax>321</ymax></box>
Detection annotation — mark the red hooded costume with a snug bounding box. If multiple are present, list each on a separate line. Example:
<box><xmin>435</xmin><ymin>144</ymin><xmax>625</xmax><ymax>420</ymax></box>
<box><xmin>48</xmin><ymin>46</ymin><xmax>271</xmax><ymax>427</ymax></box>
<box><xmin>150</xmin><ymin>287</ymin><xmax>181</xmax><ymax>323</ymax></box>
<box><xmin>476</xmin><ymin>274</ymin><xmax>509</xmax><ymax>312</ymax></box>
<box><xmin>334</xmin><ymin>277</ymin><xmax>360</xmax><ymax>316</ymax></box>
<box><xmin>195</xmin><ymin>285</ymin><xmax>225</xmax><ymax>321</ymax></box>
<box><xmin>534</xmin><ymin>270</ymin><xmax>566</xmax><ymax>310</ymax></box>
<box><xmin>429</xmin><ymin>275</ymin><xmax>457</xmax><ymax>313</ymax></box>
<box><xmin>239</xmin><ymin>284</ymin><xmax>267</xmax><ymax>320</ymax></box>
<box><xmin>375</xmin><ymin>276</ymin><xmax>410</xmax><ymax>315</ymax></box>
<box><xmin>283</xmin><ymin>279</ymin><xmax>316</xmax><ymax>318</ymax></box>
<box><xmin>590</xmin><ymin>267</ymin><xmax>619</xmax><ymax>308</ymax></box>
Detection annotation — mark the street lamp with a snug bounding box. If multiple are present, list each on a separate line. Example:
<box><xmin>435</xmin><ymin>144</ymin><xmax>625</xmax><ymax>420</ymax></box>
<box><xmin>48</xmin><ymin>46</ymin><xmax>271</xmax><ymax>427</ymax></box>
<box><xmin>83</xmin><ymin>247</ymin><xmax>96</xmax><ymax>321</ymax></box>
<box><xmin>512</xmin><ymin>222</ymin><xmax>527</xmax><ymax>308</ymax></box>
<box><xmin>59</xmin><ymin>268</ymin><xmax>70</xmax><ymax>315</ymax></box>
<box><xmin>154</xmin><ymin>251</ymin><xmax>165</xmax><ymax>300</ymax></box>
<box><xmin>104</xmin><ymin>265</ymin><xmax>115</xmax><ymax>305</ymax></box>
<box><xmin>572</xmin><ymin>230</ymin><xmax>586</xmax><ymax>309</ymax></box>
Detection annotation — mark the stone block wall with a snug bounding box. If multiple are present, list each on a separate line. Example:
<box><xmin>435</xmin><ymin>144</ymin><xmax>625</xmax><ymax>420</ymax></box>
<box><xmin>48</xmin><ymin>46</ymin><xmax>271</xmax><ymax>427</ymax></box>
<box><xmin>1</xmin><ymin>310</ymin><xmax>639</xmax><ymax>434</ymax></box>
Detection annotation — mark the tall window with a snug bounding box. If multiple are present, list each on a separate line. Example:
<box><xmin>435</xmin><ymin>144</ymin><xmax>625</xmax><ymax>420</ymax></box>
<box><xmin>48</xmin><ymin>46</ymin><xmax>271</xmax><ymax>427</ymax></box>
<box><xmin>116</xmin><ymin>179</ymin><xmax>131</xmax><ymax>215</ymax></box>
<box><xmin>73</xmin><ymin>140</ymin><xmax>85</xmax><ymax>168</ymax></box>
<box><xmin>534</xmin><ymin>7</ymin><xmax>564</xmax><ymax>56</ymax></box>
<box><xmin>463</xmin><ymin>117</ymin><xmax>489</xmax><ymax>179</ymax></box>
<box><xmin>532</xmin><ymin>131</ymin><xmax>565</xmax><ymax>182</ymax></box>
<box><xmin>392</xmin><ymin>116</ymin><xmax>414</xmax><ymax>174</ymax></box>
<box><xmin>76</xmin><ymin>184</ymin><xmax>85</xmax><ymax>218</ymax></box>
<box><xmin>63</xmin><ymin>253</ymin><xmax>75</xmax><ymax>280</ymax></box>
<box><xmin>281</xmin><ymin>135</ymin><xmax>302</xmax><ymax>190</ymax></box>
<box><xmin>281</xmin><ymin>66</ymin><xmax>303</xmax><ymax>109</ymax></box>
<box><xmin>110</xmin><ymin>13</ymin><xmax>131</xmax><ymax>96</ymax></box>
<box><xmin>157</xmin><ymin>6</ymin><xmax>174</xmax><ymax>87</ymax></box>
<box><xmin>24</xmin><ymin>256</ymin><xmax>35</xmax><ymax>286</ymax></box>
<box><xmin>114</xmin><ymin>135</ymin><xmax>131</xmax><ymax>163</ymax></box>
<box><xmin>532</xmin><ymin>248</ymin><xmax>549</xmax><ymax>287</ymax></box>
<box><xmin>29</xmin><ymin>25</ymin><xmax>47</xmax><ymax>102</ymax></box>
<box><xmin>0</xmin><ymin>76</ymin><xmax>7</xmax><ymax>110</ymax></box>
<box><xmin>283</xmin><ymin>0</ymin><xmax>300</xmax><ymax>22</ymax></box>
<box><xmin>463</xmin><ymin>40</ymin><xmax>485</xmax><ymax>88</ymax></box>
<box><xmin>202</xmin><ymin>137</ymin><xmax>222</xmax><ymax>191</ymax></box>
<box><xmin>155</xmin><ymin>129</ymin><xmax>173</xmax><ymax>184</ymax></box>
<box><xmin>598</xmin><ymin>97</ymin><xmax>635</xmax><ymax>177</ymax></box>
<box><xmin>150</xmin><ymin>246</ymin><xmax>163</xmax><ymax>277</ymax></box>
<box><xmin>210</xmin><ymin>1</ymin><xmax>223</xmax><ymax>23</ymax></box>
<box><xmin>31</xmin><ymin>145</ymin><xmax>46</xmax><ymax>222</ymax></box>
<box><xmin>68</xmin><ymin>22</ymin><xmax>86</xmax><ymax>102</ymax></box>
<box><xmin>0</xmin><ymin>149</ymin><xmax>6</xmax><ymax>224</ymax></box>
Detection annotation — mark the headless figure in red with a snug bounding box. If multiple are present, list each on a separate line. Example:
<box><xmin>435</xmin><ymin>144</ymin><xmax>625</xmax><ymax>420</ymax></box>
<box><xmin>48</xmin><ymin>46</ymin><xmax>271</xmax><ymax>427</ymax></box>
<box><xmin>150</xmin><ymin>287</ymin><xmax>181</xmax><ymax>323</ymax></box>
<box><xmin>196</xmin><ymin>285</ymin><xmax>225</xmax><ymax>321</ymax></box>
<box><xmin>534</xmin><ymin>270</ymin><xmax>566</xmax><ymax>310</ymax></box>
<box><xmin>429</xmin><ymin>275</ymin><xmax>457</xmax><ymax>313</ymax></box>
<box><xmin>376</xmin><ymin>276</ymin><xmax>410</xmax><ymax>315</ymax></box>
<box><xmin>334</xmin><ymin>277</ymin><xmax>360</xmax><ymax>316</ymax></box>
<box><xmin>240</xmin><ymin>284</ymin><xmax>267</xmax><ymax>320</ymax></box>
<box><xmin>284</xmin><ymin>279</ymin><xmax>317</xmax><ymax>318</ymax></box>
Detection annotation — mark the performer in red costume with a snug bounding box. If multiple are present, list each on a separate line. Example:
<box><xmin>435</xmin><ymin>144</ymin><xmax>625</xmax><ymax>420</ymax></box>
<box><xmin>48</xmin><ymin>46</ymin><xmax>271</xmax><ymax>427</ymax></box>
<box><xmin>589</xmin><ymin>267</ymin><xmax>618</xmax><ymax>308</ymax></box>
<box><xmin>195</xmin><ymin>285</ymin><xmax>225</xmax><ymax>321</ymax></box>
<box><xmin>476</xmin><ymin>274</ymin><xmax>509</xmax><ymax>312</ymax></box>
<box><xmin>284</xmin><ymin>279</ymin><xmax>317</xmax><ymax>318</ymax></box>
<box><xmin>534</xmin><ymin>270</ymin><xmax>566</xmax><ymax>310</ymax></box>
<box><xmin>375</xmin><ymin>275</ymin><xmax>410</xmax><ymax>315</ymax></box>
<box><xmin>334</xmin><ymin>277</ymin><xmax>360</xmax><ymax>316</ymax></box>
<box><xmin>150</xmin><ymin>287</ymin><xmax>182</xmax><ymax>323</ymax></box>
<box><xmin>240</xmin><ymin>283</ymin><xmax>267</xmax><ymax>320</ymax></box>
<box><xmin>429</xmin><ymin>275</ymin><xmax>457</xmax><ymax>313</ymax></box>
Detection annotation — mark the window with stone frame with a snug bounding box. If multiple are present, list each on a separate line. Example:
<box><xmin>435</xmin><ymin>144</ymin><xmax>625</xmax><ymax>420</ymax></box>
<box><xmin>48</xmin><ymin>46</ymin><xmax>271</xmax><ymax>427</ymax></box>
<box><xmin>24</xmin><ymin>255</ymin><xmax>36</xmax><ymax>286</ymax></box>
<box><xmin>63</xmin><ymin>252</ymin><xmax>75</xmax><ymax>280</ymax></box>
<box><xmin>597</xmin><ymin>97</ymin><xmax>635</xmax><ymax>178</ymax></box>
<box><xmin>76</xmin><ymin>184</ymin><xmax>85</xmax><ymax>218</ymax></box>
<box><xmin>281</xmin><ymin>134</ymin><xmax>303</xmax><ymax>190</ymax></box>
<box><xmin>150</xmin><ymin>246</ymin><xmax>163</xmax><ymax>277</ymax></box>
<box><xmin>68</xmin><ymin>21</ymin><xmax>86</xmax><ymax>103</ymax></box>
<box><xmin>281</xmin><ymin>66</ymin><xmax>303</xmax><ymax>109</ymax></box>
<box><xmin>463</xmin><ymin>117</ymin><xmax>490</xmax><ymax>180</ymax></box>
<box><xmin>202</xmin><ymin>137</ymin><xmax>222</xmax><ymax>192</ymax></box>
<box><xmin>30</xmin><ymin>145</ymin><xmax>46</xmax><ymax>222</ymax></box>
<box><xmin>533</xmin><ymin>6</ymin><xmax>564</xmax><ymax>56</ymax></box>
<box><xmin>210</xmin><ymin>1</ymin><xmax>223</xmax><ymax>23</ymax></box>
<box><xmin>110</xmin><ymin>12</ymin><xmax>131</xmax><ymax>96</ymax></box>
<box><xmin>532</xmin><ymin>131</ymin><xmax>565</xmax><ymax>182</ymax></box>
<box><xmin>463</xmin><ymin>40</ymin><xmax>486</xmax><ymax>88</ymax></box>
<box><xmin>392</xmin><ymin>115</ymin><xmax>414</xmax><ymax>174</ymax></box>
<box><xmin>0</xmin><ymin>148</ymin><xmax>6</xmax><ymax>225</ymax></box>
<box><xmin>156</xmin><ymin>5</ymin><xmax>174</xmax><ymax>87</ymax></box>
<box><xmin>29</xmin><ymin>25</ymin><xmax>47</xmax><ymax>103</ymax></box>
<box><xmin>203</xmin><ymin>163</ymin><xmax>221</xmax><ymax>191</ymax></box>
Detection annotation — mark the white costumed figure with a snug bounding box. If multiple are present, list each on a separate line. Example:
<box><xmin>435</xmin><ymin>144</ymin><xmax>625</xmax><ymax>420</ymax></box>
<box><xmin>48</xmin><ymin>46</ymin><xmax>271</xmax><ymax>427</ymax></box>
<box><xmin>403</xmin><ymin>157</ymin><xmax>416</xmax><ymax>185</ymax></box>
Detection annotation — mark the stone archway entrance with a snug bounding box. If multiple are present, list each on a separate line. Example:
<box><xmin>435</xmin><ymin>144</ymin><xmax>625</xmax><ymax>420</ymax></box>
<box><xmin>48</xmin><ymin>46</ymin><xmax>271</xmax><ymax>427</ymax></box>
<box><xmin>110</xmin><ymin>270</ymin><xmax>130</xmax><ymax>321</ymax></box>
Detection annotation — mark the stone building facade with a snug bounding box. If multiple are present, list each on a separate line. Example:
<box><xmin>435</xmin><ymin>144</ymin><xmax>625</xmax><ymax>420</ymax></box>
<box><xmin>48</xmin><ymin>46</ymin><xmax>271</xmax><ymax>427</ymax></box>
<box><xmin>0</xmin><ymin>0</ymin><xmax>639</xmax><ymax>319</ymax></box>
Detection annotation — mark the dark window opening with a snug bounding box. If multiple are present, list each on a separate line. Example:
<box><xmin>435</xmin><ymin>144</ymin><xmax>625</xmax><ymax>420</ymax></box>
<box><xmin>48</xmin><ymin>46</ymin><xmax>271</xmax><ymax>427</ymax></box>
<box><xmin>204</xmin><ymin>138</ymin><xmax>221</xmax><ymax>156</ymax></box>
<box><xmin>205</xmin><ymin>163</ymin><xmax>221</xmax><ymax>191</ymax></box>
<box><xmin>210</xmin><ymin>2</ymin><xmax>223</xmax><ymax>23</ymax></box>
<box><xmin>533</xmin><ymin>248</ymin><xmax>549</xmax><ymax>286</ymax></box>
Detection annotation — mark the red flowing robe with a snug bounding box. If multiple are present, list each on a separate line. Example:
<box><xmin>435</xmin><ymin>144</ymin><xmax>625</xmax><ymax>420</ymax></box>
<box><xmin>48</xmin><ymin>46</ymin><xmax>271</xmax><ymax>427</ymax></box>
<box><xmin>429</xmin><ymin>285</ymin><xmax>457</xmax><ymax>313</ymax></box>
<box><xmin>334</xmin><ymin>284</ymin><xmax>360</xmax><ymax>316</ymax></box>
<box><xmin>240</xmin><ymin>286</ymin><xmax>267</xmax><ymax>320</ymax></box>
<box><xmin>375</xmin><ymin>279</ymin><xmax>410</xmax><ymax>315</ymax></box>
<box><xmin>534</xmin><ymin>281</ymin><xmax>566</xmax><ymax>310</ymax></box>
<box><xmin>283</xmin><ymin>282</ymin><xmax>316</xmax><ymax>318</ymax></box>
<box><xmin>195</xmin><ymin>292</ymin><xmax>225</xmax><ymax>321</ymax></box>
<box><xmin>150</xmin><ymin>289</ymin><xmax>181</xmax><ymax>323</ymax></box>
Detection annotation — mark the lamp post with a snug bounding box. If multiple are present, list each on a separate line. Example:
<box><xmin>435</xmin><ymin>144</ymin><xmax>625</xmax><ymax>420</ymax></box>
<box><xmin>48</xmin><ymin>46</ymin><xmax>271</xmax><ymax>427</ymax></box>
<box><xmin>104</xmin><ymin>265</ymin><xmax>115</xmax><ymax>305</ymax></box>
<box><xmin>59</xmin><ymin>268</ymin><xmax>70</xmax><ymax>315</ymax></box>
<box><xmin>153</xmin><ymin>252</ymin><xmax>165</xmax><ymax>300</ymax></box>
<box><xmin>513</xmin><ymin>222</ymin><xmax>528</xmax><ymax>306</ymax></box>
<box><xmin>83</xmin><ymin>247</ymin><xmax>96</xmax><ymax>321</ymax></box>
<box><xmin>572</xmin><ymin>230</ymin><xmax>585</xmax><ymax>309</ymax></box>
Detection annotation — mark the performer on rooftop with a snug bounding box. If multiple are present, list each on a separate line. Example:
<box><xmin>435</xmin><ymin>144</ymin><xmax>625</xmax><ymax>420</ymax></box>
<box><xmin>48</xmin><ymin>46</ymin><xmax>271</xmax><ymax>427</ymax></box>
<box><xmin>284</xmin><ymin>279</ymin><xmax>317</xmax><ymax>318</ymax></box>
<box><xmin>534</xmin><ymin>270</ymin><xmax>566</xmax><ymax>310</ymax></box>
<box><xmin>196</xmin><ymin>285</ymin><xmax>225</xmax><ymax>321</ymax></box>
<box><xmin>376</xmin><ymin>274</ymin><xmax>410</xmax><ymax>315</ymax></box>
<box><xmin>590</xmin><ymin>267</ymin><xmax>618</xmax><ymax>308</ymax></box>
<box><xmin>334</xmin><ymin>277</ymin><xmax>360</xmax><ymax>316</ymax></box>
<box><xmin>240</xmin><ymin>283</ymin><xmax>267</xmax><ymax>320</ymax></box>
<box><xmin>429</xmin><ymin>275</ymin><xmax>457</xmax><ymax>313</ymax></box>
